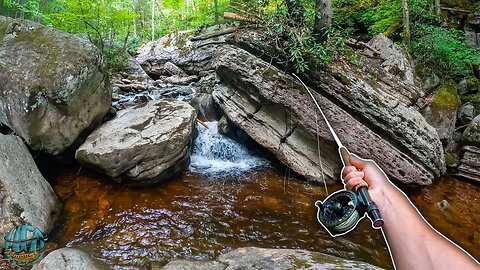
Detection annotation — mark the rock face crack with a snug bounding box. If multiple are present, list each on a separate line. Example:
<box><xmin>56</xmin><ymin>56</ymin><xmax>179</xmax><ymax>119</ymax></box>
<box><xmin>280</xmin><ymin>122</ymin><xmax>299</xmax><ymax>144</ymax></box>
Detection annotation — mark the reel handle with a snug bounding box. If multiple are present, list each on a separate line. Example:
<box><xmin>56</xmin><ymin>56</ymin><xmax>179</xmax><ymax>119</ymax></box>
<box><xmin>339</xmin><ymin>147</ymin><xmax>384</xmax><ymax>228</ymax></box>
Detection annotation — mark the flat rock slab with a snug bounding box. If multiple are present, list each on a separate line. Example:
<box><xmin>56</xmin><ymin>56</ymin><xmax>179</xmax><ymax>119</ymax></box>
<box><xmin>457</xmin><ymin>145</ymin><xmax>480</xmax><ymax>183</ymax></box>
<box><xmin>0</xmin><ymin>134</ymin><xmax>60</xmax><ymax>247</ymax></box>
<box><xmin>76</xmin><ymin>99</ymin><xmax>196</xmax><ymax>185</ymax></box>
<box><xmin>158</xmin><ymin>247</ymin><xmax>384</xmax><ymax>270</ymax></box>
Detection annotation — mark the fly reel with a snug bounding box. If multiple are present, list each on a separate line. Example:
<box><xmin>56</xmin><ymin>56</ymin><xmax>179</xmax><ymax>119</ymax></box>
<box><xmin>315</xmin><ymin>190</ymin><xmax>365</xmax><ymax>236</ymax></box>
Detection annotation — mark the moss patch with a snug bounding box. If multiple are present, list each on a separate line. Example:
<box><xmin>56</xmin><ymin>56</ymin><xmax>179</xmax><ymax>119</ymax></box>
<box><xmin>466</xmin><ymin>76</ymin><xmax>479</xmax><ymax>92</ymax></box>
<box><xmin>432</xmin><ymin>80</ymin><xmax>460</xmax><ymax>110</ymax></box>
<box><xmin>460</xmin><ymin>92</ymin><xmax>480</xmax><ymax>105</ymax></box>
<box><xmin>445</xmin><ymin>152</ymin><xmax>459</xmax><ymax>167</ymax></box>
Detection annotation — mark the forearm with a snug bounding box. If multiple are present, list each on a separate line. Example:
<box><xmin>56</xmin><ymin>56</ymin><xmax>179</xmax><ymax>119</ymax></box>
<box><xmin>380</xmin><ymin>186</ymin><xmax>479</xmax><ymax>270</ymax></box>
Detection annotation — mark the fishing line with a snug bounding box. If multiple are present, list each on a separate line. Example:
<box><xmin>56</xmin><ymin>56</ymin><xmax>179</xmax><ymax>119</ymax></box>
<box><xmin>315</xmin><ymin>112</ymin><xmax>329</xmax><ymax>196</ymax></box>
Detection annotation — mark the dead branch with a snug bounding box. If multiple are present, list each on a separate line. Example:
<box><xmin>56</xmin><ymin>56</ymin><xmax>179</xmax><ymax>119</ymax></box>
<box><xmin>224</xmin><ymin>12</ymin><xmax>257</xmax><ymax>24</ymax></box>
<box><xmin>441</xmin><ymin>7</ymin><xmax>471</xmax><ymax>13</ymax></box>
<box><xmin>191</xmin><ymin>28</ymin><xmax>239</xmax><ymax>41</ymax></box>
<box><xmin>346</xmin><ymin>38</ymin><xmax>384</xmax><ymax>58</ymax></box>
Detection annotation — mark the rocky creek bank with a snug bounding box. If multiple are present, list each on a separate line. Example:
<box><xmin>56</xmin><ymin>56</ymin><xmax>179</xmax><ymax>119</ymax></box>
<box><xmin>136</xmin><ymin>29</ymin><xmax>446</xmax><ymax>185</ymax></box>
<box><xmin>1</xmin><ymin>14</ymin><xmax>480</xmax><ymax>269</ymax></box>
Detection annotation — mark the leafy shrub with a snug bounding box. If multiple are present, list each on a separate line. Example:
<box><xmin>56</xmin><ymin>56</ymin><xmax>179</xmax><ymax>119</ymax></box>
<box><xmin>411</xmin><ymin>24</ymin><xmax>480</xmax><ymax>78</ymax></box>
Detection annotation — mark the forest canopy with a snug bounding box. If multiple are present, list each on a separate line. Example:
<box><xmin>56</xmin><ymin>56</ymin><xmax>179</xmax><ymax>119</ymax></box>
<box><xmin>1</xmin><ymin>0</ymin><xmax>479</xmax><ymax>79</ymax></box>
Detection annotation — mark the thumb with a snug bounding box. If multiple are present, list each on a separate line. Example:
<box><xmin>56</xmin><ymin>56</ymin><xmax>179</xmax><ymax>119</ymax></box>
<box><xmin>349</xmin><ymin>153</ymin><xmax>369</xmax><ymax>170</ymax></box>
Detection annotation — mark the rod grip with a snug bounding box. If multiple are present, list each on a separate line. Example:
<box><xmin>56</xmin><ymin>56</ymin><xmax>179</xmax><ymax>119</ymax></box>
<box><xmin>340</xmin><ymin>147</ymin><xmax>383</xmax><ymax>228</ymax></box>
<box><xmin>340</xmin><ymin>147</ymin><xmax>368</xmax><ymax>188</ymax></box>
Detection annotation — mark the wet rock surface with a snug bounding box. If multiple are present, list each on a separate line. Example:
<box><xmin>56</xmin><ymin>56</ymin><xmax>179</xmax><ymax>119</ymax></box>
<box><xmin>75</xmin><ymin>99</ymin><xmax>196</xmax><ymax>185</ymax></box>
<box><xmin>0</xmin><ymin>134</ymin><xmax>60</xmax><ymax>247</ymax></box>
<box><xmin>31</xmin><ymin>248</ymin><xmax>108</xmax><ymax>270</ymax></box>
<box><xmin>157</xmin><ymin>247</ymin><xmax>384</xmax><ymax>270</ymax></box>
<box><xmin>0</xmin><ymin>16</ymin><xmax>110</xmax><ymax>156</ymax></box>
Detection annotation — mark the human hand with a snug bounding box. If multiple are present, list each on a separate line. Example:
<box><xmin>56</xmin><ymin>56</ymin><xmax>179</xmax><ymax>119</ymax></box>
<box><xmin>341</xmin><ymin>154</ymin><xmax>395</xmax><ymax>213</ymax></box>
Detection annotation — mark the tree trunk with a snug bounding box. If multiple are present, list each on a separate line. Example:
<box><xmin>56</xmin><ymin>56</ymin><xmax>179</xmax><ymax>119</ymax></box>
<box><xmin>151</xmin><ymin>0</ymin><xmax>155</xmax><ymax>41</ymax></box>
<box><xmin>402</xmin><ymin>0</ymin><xmax>410</xmax><ymax>47</ymax></box>
<box><xmin>214</xmin><ymin>0</ymin><xmax>219</xmax><ymax>24</ymax></box>
<box><xmin>435</xmin><ymin>0</ymin><xmax>440</xmax><ymax>16</ymax></box>
<box><xmin>313</xmin><ymin>0</ymin><xmax>332</xmax><ymax>43</ymax></box>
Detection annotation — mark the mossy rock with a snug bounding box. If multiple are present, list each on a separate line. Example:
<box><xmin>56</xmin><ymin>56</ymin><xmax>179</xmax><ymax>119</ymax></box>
<box><xmin>432</xmin><ymin>80</ymin><xmax>461</xmax><ymax>111</ymax></box>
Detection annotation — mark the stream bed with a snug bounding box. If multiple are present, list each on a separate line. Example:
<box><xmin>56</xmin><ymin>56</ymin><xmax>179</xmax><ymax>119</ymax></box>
<box><xmin>45</xmin><ymin>123</ymin><xmax>480</xmax><ymax>269</ymax></box>
<box><xmin>47</xmin><ymin>168</ymin><xmax>480</xmax><ymax>270</ymax></box>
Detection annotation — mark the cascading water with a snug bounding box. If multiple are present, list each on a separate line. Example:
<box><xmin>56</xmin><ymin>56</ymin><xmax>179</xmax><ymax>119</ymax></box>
<box><xmin>189</xmin><ymin>121</ymin><xmax>269</xmax><ymax>176</ymax></box>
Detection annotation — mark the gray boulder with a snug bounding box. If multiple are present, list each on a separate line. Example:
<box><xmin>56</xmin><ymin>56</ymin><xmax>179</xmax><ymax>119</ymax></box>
<box><xmin>457</xmin><ymin>102</ymin><xmax>479</xmax><ymax>126</ymax></box>
<box><xmin>0</xmin><ymin>134</ymin><xmax>60</xmax><ymax>247</ymax></box>
<box><xmin>32</xmin><ymin>248</ymin><xmax>107</xmax><ymax>270</ymax></box>
<box><xmin>136</xmin><ymin>31</ymin><xmax>230</xmax><ymax>77</ymax></box>
<box><xmin>158</xmin><ymin>247</ymin><xmax>384</xmax><ymax>270</ymax></box>
<box><xmin>218</xmin><ymin>247</ymin><xmax>384</xmax><ymax>270</ymax></box>
<box><xmin>76</xmin><ymin>99</ymin><xmax>196</xmax><ymax>185</ymax></box>
<box><xmin>213</xmin><ymin>44</ymin><xmax>444</xmax><ymax>185</ymax></box>
<box><xmin>422</xmin><ymin>81</ymin><xmax>461</xmax><ymax>141</ymax></box>
<box><xmin>462</xmin><ymin>114</ymin><xmax>480</xmax><ymax>146</ymax></box>
<box><xmin>0</xmin><ymin>16</ymin><xmax>111</xmax><ymax>156</ymax></box>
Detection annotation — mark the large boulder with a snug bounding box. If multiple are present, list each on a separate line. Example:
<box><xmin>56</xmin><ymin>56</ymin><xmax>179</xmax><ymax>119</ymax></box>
<box><xmin>75</xmin><ymin>99</ymin><xmax>196</xmax><ymax>185</ymax></box>
<box><xmin>0</xmin><ymin>16</ymin><xmax>111</xmax><ymax>156</ymax></box>
<box><xmin>422</xmin><ymin>81</ymin><xmax>461</xmax><ymax>141</ymax></box>
<box><xmin>158</xmin><ymin>247</ymin><xmax>384</xmax><ymax>270</ymax></box>
<box><xmin>136</xmin><ymin>30</ymin><xmax>231</xmax><ymax>78</ymax></box>
<box><xmin>213</xmin><ymin>43</ymin><xmax>444</xmax><ymax>185</ymax></box>
<box><xmin>0</xmin><ymin>134</ymin><xmax>60</xmax><ymax>246</ymax></box>
<box><xmin>32</xmin><ymin>248</ymin><xmax>108</xmax><ymax>270</ymax></box>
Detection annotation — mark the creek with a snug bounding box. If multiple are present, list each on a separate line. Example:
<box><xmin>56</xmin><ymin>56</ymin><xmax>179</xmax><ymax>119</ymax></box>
<box><xmin>46</xmin><ymin>122</ymin><xmax>480</xmax><ymax>270</ymax></box>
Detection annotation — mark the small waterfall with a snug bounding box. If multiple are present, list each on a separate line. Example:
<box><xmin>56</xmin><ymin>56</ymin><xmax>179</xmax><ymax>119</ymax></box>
<box><xmin>189</xmin><ymin>121</ymin><xmax>268</xmax><ymax>176</ymax></box>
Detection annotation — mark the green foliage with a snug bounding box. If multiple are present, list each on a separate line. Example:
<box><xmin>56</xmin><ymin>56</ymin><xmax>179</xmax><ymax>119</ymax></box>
<box><xmin>104</xmin><ymin>44</ymin><xmax>132</xmax><ymax>73</ymax></box>
<box><xmin>49</xmin><ymin>0</ymin><xmax>135</xmax><ymax>50</ymax></box>
<box><xmin>333</xmin><ymin>0</ymin><xmax>432</xmax><ymax>35</ymax></box>
<box><xmin>249</xmin><ymin>0</ymin><xmax>355</xmax><ymax>73</ymax></box>
<box><xmin>411</xmin><ymin>24</ymin><xmax>480</xmax><ymax>78</ymax></box>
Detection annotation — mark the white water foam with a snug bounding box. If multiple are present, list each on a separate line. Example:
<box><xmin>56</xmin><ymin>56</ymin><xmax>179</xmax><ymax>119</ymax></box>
<box><xmin>189</xmin><ymin>121</ymin><xmax>269</xmax><ymax>176</ymax></box>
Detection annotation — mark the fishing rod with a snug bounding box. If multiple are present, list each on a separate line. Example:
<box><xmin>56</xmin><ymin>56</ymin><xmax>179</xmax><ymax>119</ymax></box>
<box><xmin>292</xmin><ymin>73</ymin><xmax>383</xmax><ymax>236</ymax></box>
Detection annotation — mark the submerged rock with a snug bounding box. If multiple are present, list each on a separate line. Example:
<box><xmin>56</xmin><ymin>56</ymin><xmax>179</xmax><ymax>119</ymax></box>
<box><xmin>0</xmin><ymin>16</ymin><xmax>111</xmax><ymax>156</ymax></box>
<box><xmin>158</xmin><ymin>247</ymin><xmax>384</xmax><ymax>270</ymax></box>
<box><xmin>31</xmin><ymin>248</ymin><xmax>108</xmax><ymax>270</ymax></box>
<box><xmin>75</xmin><ymin>99</ymin><xmax>196</xmax><ymax>185</ymax></box>
<box><xmin>0</xmin><ymin>134</ymin><xmax>60</xmax><ymax>247</ymax></box>
<box><xmin>213</xmin><ymin>43</ymin><xmax>444</xmax><ymax>185</ymax></box>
